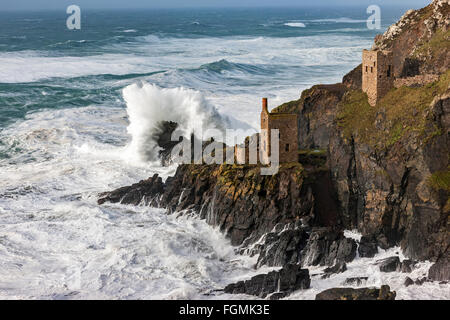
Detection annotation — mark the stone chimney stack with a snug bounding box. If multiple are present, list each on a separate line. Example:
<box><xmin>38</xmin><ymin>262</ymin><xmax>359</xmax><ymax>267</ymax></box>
<box><xmin>262</xmin><ymin>98</ymin><xmax>268</xmax><ymax>113</ymax></box>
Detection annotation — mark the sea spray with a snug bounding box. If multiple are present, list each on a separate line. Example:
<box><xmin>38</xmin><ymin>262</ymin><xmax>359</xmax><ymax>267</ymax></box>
<box><xmin>122</xmin><ymin>82</ymin><xmax>230</xmax><ymax>163</ymax></box>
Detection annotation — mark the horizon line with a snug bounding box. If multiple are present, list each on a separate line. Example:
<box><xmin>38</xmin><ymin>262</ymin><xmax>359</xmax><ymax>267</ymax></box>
<box><xmin>0</xmin><ymin>4</ymin><xmax>424</xmax><ymax>13</ymax></box>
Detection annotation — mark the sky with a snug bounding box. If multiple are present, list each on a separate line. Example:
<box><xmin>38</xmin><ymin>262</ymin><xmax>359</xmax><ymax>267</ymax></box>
<box><xmin>0</xmin><ymin>0</ymin><xmax>432</xmax><ymax>11</ymax></box>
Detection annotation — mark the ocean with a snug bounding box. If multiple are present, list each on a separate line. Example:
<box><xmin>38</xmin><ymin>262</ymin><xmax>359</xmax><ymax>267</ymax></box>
<box><xmin>0</xmin><ymin>6</ymin><xmax>448</xmax><ymax>299</ymax></box>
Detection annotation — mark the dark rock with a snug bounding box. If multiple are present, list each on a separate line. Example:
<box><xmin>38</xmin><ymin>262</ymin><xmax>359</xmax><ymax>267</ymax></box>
<box><xmin>99</xmin><ymin>162</ymin><xmax>334</xmax><ymax>248</ymax></box>
<box><xmin>269</xmin><ymin>292</ymin><xmax>289</xmax><ymax>300</ymax></box>
<box><xmin>404</xmin><ymin>277</ymin><xmax>414</xmax><ymax>287</ymax></box>
<box><xmin>153</xmin><ymin>121</ymin><xmax>180</xmax><ymax>166</ymax></box>
<box><xmin>255</xmin><ymin>228</ymin><xmax>309</xmax><ymax>268</ymax></box>
<box><xmin>97</xmin><ymin>174</ymin><xmax>165</xmax><ymax>206</ymax></box>
<box><xmin>96</xmin><ymin>2</ymin><xmax>450</xmax><ymax>273</ymax></box>
<box><xmin>300</xmin><ymin>228</ymin><xmax>357</xmax><ymax>267</ymax></box>
<box><xmin>342</xmin><ymin>64</ymin><xmax>362</xmax><ymax>89</ymax></box>
<box><xmin>378</xmin><ymin>256</ymin><xmax>401</xmax><ymax>273</ymax></box>
<box><xmin>344</xmin><ymin>277</ymin><xmax>369</xmax><ymax>286</ymax></box>
<box><xmin>358</xmin><ymin>235</ymin><xmax>378</xmax><ymax>258</ymax></box>
<box><xmin>224</xmin><ymin>264</ymin><xmax>310</xmax><ymax>298</ymax></box>
<box><xmin>400</xmin><ymin>58</ymin><xmax>421</xmax><ymax>77</ymax></box>
<box><xmin>400</xmin><ymin>259</ymin><xmax>417</xmax><ymax>273</ymax></box>
<box><xmin>414</xmin><ymin>277</ymin><xmax>427</xmax><ymax>286</ymax></box>
<box><xmin>428</xmin><ymin>253</ymin><xmax>450</xmax><ymax>281</ymax></box>
<box><xmin>375</xmin><ymin>234</ymin><xmax>391</xmax><ymax>251</ymax></box>
<box><xmin>315</xmin><ymin>285</ymin><xmax>396</xmax><ymax>300</ymax></box>
<box><xmin>322</xmin><ymin>261</ymin><xmax>347</xmax><ymax>278</ymax></box>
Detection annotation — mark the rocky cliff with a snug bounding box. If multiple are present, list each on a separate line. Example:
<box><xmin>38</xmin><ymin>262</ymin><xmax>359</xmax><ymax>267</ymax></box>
<box><xmin>98</xmin><ymin>0</ymin><xmax>450</xmax><ymax>290</ymax></box>
<box><xmin>271</xmin><ymin>0</ymin><xmax>450</xmax><ymax>280</ymax></box>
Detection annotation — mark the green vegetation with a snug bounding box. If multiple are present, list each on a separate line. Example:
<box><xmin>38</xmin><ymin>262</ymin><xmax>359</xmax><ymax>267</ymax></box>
<box><xmin>413</xmin><ymin>29</ymin><xmax>450</xmax><ymax>59</ymax></box>
<box><xmin>336</xmin><ymin>70</ymin><xmax>450</xmax><ymax>151</ymax></box>
<box><xmin>298</xmin><ymin>149</ymin><xmax>328</xmax><ymax>169</ymax></box>
<box><xmin>428</xmin><ymin>169</ymin><xmax>450</xmax><ymax>193</ymax></box>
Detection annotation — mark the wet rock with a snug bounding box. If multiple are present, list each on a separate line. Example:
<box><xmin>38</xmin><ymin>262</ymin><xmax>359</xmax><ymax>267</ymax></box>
<box><xmin>415</xmin><ymin>277</ymin><xmax>428</xmax><ymax>285</ymax></box>
<box><xmin>268</xmin><ymin>292</ymin><xmax>289</xmax><ymax>300</ymax></box>
<box><xmin>97</xmin><ymin>174</ymin><xmax>165</xmax><ymax>206</ymax></box>
<box><xmin>428</xmin><ymin>254</ymin><xmax>450</xmax><ymax>281</ymax></box>
<box><xmin>315</xmin><ymin>285</ymin><xmax>396</xmax><ymax>300</ymax></box>
<box><xmin>255</xmin><ymin>228</ymin><xmax>309</xmax><ymax>268</ymax></box>
<box><xmin>358</xmin><ymin>235</ymin><xmax>379</xmax><ymax>258</ymax></box>
<box><xmin>378</xmin><ymin>256</ymin><xmax>401</xmax><ymax>272</ymax></box>
<box><xmin>344</xmin><ymin>277</ymin><xmax>369</xmax><ymax>286</ymax></box>
<box><xmin>153</xmin><ymin>121</ymin><xmax>180</xmax><ymax>166</ymax></box>
<box><xmin>224</xmin><ymin>264</ymin><xmax>310</xmax><ymax>299</ymax></box>
<box><xmin>400</xmin><ymin>259</ymin><xmax>417</xmax><ymax>273</ymax></box>
<box><xmin>300</xmin><ymin>228</ymin><xmax>357</xmax><ymax>267</ymax></box>
<box><xmin>404</xmin><ymin>277</ymin><xmax>414</xmax><ymax>287</ymax></box>
<box><xmin>322</xmin><ymin>261</ymin><xmax>347</xmax><ymax>279</ymax></box>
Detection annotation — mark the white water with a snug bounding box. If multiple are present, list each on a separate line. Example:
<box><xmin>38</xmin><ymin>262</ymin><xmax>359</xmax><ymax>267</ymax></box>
<box><xmin>287</xmin><ymin>232</ymin><xmax>450</xmax><ymax>300</ymax></box>
<box><xmin>1</xmin><ymin>106</ymin><xmax>448</xmax><ymax>300</ymax></box>
<box><xmin>285</xmin><ymin>22</ymin><xmax>306</xmax><ymax>28</ymax></box>
<box><xmin>1</xmin><ymin>19</ymin><xmax>447</xmax><ymax>300</ymax></box>
<box><xmin>0</xmin><ymin>105</ymin><xmax>266</xmax><ymax>299</ymax></box>
<box><xmin>123</xmin><ymin>83</ymin><xmax>230</xmax><ymax>163</ymax></box>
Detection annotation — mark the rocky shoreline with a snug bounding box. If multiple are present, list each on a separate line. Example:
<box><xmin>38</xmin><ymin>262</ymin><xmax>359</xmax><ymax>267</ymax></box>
<box><xmin>98</xmin><ymin>0</ymin><xmax>449</xmax><ymax>299</ymax></box>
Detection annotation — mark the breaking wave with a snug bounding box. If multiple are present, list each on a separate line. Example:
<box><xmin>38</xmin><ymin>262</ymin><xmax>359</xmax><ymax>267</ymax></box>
<box><xmin>123</xmin><ymin>82</ymin><xmax>231</xmax><ymax>163</ymax></box>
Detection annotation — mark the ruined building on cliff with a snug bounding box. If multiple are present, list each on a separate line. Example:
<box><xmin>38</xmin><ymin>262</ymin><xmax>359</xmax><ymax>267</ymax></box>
<box><xmin>235</xmin><ymin>98</ymin><xmax>298</xmax><ymax>164</ymax></box>
<box><xmin>260</xmin><ymin>98</ymin><xmax>298</xmax><ymax>163</ymax></box>
<box><xmin>362</xmin><ymin>49</ymin><xmax>394</xmax><ymax>106</ymax></box>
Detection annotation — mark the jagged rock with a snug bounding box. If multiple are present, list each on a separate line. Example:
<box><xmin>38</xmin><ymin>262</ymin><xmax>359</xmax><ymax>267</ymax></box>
<box><xmin>378</xmin><ymin>257</ymin><xmax>401</xmax><ymax>272</ymax></box>
<box><xmin>415</xmin><ymin>277</ymin><xmax>428</xmax><ymax>285</ymax></box>
<box><xmin>428</xmin><ymin>254</ymin><xmax>450</xmax><ymax>281</ymax></box>
<box><xmin>358</xmin><ymin>235</ymin><xmax>379</xmax><ymax>258</ymax></box>
<box><xmin>153</xmin><ymin>121</ymin><xmax>180</xmax><ymax>166</ymax></box>
<box><xmin>401</xmin><ymin>259</ymin><xmax>417</xmax><ymax>273</ymax></box>
<box><xmin>343</xmin><ymin>64</ymin><xmax>362</xmax><ymax>89</ymax></box>
<box><xmin>255</xmin><ymin>228</ymin><xmax>309</xmax><ymax>268</ymax></box>
<box><xmin>268</xmin><ymin>292</ymin><xmax>289</xmax><ymax>300</ymax></box>
<box><xmin>99</xmin><ymin>161</ymin><xmax>339</xmax><ymax>248</ymax></box>
<box><xmin>322</xmin><ymin>261</ymin><xmax>347</xmax><ymax>279</ymax></box>
<box><xmin>97</xmin><ymin>174</ymin><xmax>165</xmax><ymax>206</ymax></box>
<box><xmin>97</xmin><ymin>1</ymin><xmax>450</xmax><ymax>275</ymax></box>
<box><xmin>404</xmin><ymin>277</ymin><xmax>414</xmax><ymax>287</ymax></box>
<box><xmin>324</xmin><ymin>261</ymin><xmax>347</xmax><ymax>274</ymax></box>
<box><xmin>224</xmin><ymin>264</ymin><xmax>310</xmax><ymax>299</ymax></box>
<box><xmin>344</xmin><ymin>277</ymin><xmax>369</xmax><ymax>286</ymax></box>
<box><xmin>300</xmin><ymin>228</ymin><xmax>357</xmax><ymax>267</ymax></box>
<box><xmin>315</xmin><ymin>285</ymin><xmax>396</xmax><ymax>300</ymax></box>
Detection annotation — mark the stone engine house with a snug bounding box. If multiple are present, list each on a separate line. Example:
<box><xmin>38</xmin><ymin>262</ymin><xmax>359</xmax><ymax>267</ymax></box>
<box><xmin>234</xmin><ymin>98</ymin><xmax>298</xmax><ymax>164</ymax></box>
<box><xmin>260</xmin><ymin>98</ymin><xmax>298</xmax><ymax>163</ymax></box>
<box><xmin>362</xmin><ymin>49</ymin><xmax>394</xmax><ymax>106</ymax></box>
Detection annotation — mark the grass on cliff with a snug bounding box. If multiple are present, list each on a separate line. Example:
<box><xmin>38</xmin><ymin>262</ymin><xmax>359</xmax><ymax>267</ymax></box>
<box><xmin>428</xmin><ymin>168</ymin><xmax>450</xmax><ymax>213</ymax></box>
<box><xmin>428</xmin><ymin>169</ymin><xmax>450</xmax><ymax>193</ymax></box>
<box><xmin>413</xmin><ymin>28</ymin><xmax>450</xmax><ymax>59</ymax></box>
<box><xmin>337</xmin><ymin>70</ymin><xmax>450</xmax><ymax>150</ymax></box>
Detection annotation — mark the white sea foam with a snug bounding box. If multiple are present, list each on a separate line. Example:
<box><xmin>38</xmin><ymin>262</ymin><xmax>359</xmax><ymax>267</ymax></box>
<box><xmin>122</xmin><ymin>82</ymin><xmax>234</xmax><ymax>163</ymax></box>
<box><xmin>2</xmin><ymin>21</ymin><xmax>442</xmax><ymax>300</ymax></box>
<box><xmin>0</xmin><ymin>34</ymin><xmax>370</xmax><ymax>83</ymax></box>
<box><xmin>0</xmin><ymin>106</ymin><xmax>259</xmax><ymax>299</ymax></box>
<box><xmin>286</xmin><ymin>231</ymin><xmax>450</xmax><ymax>300</ymax></box>
<box><xmin>285</xmin><ymin>22</ymin><xmax>306</xmax><ymax>28</ymax></box>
